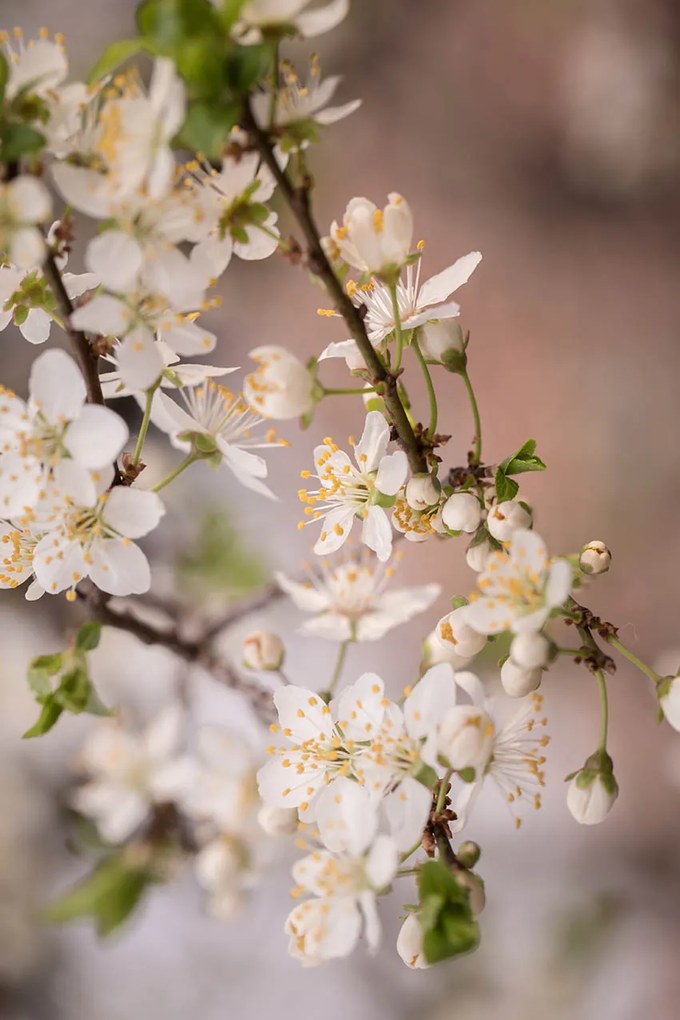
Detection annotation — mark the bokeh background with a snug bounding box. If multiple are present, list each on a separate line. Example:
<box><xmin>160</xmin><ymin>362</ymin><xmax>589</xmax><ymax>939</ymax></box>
<box><xmin>2</xmin><ymin>1</ymin><xmax>680</xmax><ymax>1018</ymax></box>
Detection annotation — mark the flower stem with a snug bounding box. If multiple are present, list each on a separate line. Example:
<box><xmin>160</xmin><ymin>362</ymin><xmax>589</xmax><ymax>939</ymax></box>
<box><xmin>436</xmin><ymin>768</ymin><xmax>452</xmax><ymax>813</ymax></box>
<box><xmin>132</xmin><ymin>384</ymin><xmax>158</xmax><ymax>468</ymax></box>
<box><xmin>461</xmin><ymin>368</ymin><xmax>482</xmax><ymax>465</ymax></box>
<box><xmin>389</xmin><ymin>283</ymin><xmax>405</xmax><ymax>372</ymax></box>
<box><xmin>411</xmin><ymin>335</ymin><xmax>438</xmax><ymax>435</ymax></box>
<box><xmin>595</xmin><ymin>668</ymin><xmax>609</xmax><ymax>751</ymax></box>
<box><xmin>399</xmin><ymin>837</ymin><xmax>424</xmax><ymax>864</ymax></box>
<box><xmin>322</xmin><ymin>385</ymin><xmax>378</xmax><ymax>396</ymax></box>
<box><xmin>152</xmin><ymin>454</ymin><xmax>199</xmax><ymax>493</ymax></box>
<box><xmin>607</xmin><ymin>635</ymin><xmax>660</xmax><ymax>686</ymax></box>
<box><xmin>327</xmin><ymin>639</ymin><xmax>350</xmax><ymax>697</ymax></box>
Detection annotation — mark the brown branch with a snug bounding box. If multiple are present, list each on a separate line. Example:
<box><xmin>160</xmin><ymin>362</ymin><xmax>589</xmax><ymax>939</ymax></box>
<box><xmin>41</xmin><ymin>251</ymin><xmax>107</xmax><ymax>407</ymax></box>
<box><xmin>92</xmin><ymin>596</ymin><xmax>276</xmax><ymax>724</ymax></box>
<box><xmin>243</xmin><ymin>103</ymin><xmax>428</xmax><ymax>475</ymax></box>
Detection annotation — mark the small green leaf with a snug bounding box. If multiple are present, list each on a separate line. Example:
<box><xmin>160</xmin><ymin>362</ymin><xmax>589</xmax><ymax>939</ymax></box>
<box><xmin>87</xmin><ymin>39</ymin><xmax>148</xmax><ymax>84</ymax></box>
<box><xmin>499</xmin><ymin>438</ymin><xmax>546</xmax><ymax>477</ymax></box>
<box><xmin>225</xmin><ymin>43</ymin><xmax>272</xmax><ymax>94</ymax></box>
<box><xmin>494</xmin><ymin>468</ymin><xmax>519</xmax><ymax>503</ymax></box>
<box><xmin>55</xmin><ymin>666</ymin><xmax>92</xmax><ymax>713</ymax></box>
<box><xmin>47</xmin><ymin>854</ymin><xmax>152</xmax><ymax>936</ymax></box>
<box><xmin>27</xmin><ymin>653</ymin><xmax>63</xmax><ymax>695</ymax></box>
<box><xmin>178</xmin><ymin>102</ymin><xmax>238</xmax><ymax>158</ymax></box>
<box><xmin>0</xmin><ymin>123</ymin><xmax>46</xmax><ymax>161</ymax></box>
<box><xmin>0</xmin><ymin>52</ymin><xmax>9</xmax><ymax>103</ymax></box>
<box><xmin>76</xmin><ymin>620</ymin><xmax>102</xmax><ymax>652</ymax></box>
<box><xmin>23</xmin><ymin>697</ymin><xmax>63</xmax><ymax>738</ymax></box>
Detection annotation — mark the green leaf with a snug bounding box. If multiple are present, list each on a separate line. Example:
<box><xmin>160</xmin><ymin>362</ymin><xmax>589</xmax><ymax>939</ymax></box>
<box><xmin>54</xmin><ymin>666</ymin><xmax>92</xmax><ymax>713</ymax></box>
<box><xmin>494</xmin><ymin>468</ymin><xmax>519</xmax><ymax>503</ymax></box>
<box><xmin>76</xmin><ymin>620</ymin><xmax>102</xmax><ymax>652</ymax></box>
<box><xmin>137</xmin><ymin>0</ymin><xmax>222</xmax><ymax>48</ymax></box>
<box><xmin>178</xmin><ymin>102</ymin><xmax>237</xmax><ymax>157</ymax></box>
<box><xmin>0</xmin><ymin>123</ymin><xmax>46</xmax><ymax>161</ymax></box>
<box><xmin>27</xmin><ymin>653</ymin><xmax>63</xmax><ymax>695</ymax></box>
<box><xmin>499</xmin><ymin>438</ymin><xmax>546</xmax><ymax>477</ymax></box>
<box><xmin>23</xmin><ymin>697</ymin><xmax>63</xmax><ymax>739</ymax></box>
<box><xmin>178</xmin><ymin>507</ymin><xmax>266</xmax><ymax>596</ymax></box>
<box><xmin>417</xmin><ymin>860</ymin><xmax>481</xmax><ymax>964</ymax></box>
<box><xmin>224</xmin><ymin>43</ymin><xmax>271</xmax><ymax>94</ymax></box>
<box><xmin>47</xmin><ymin>854</ymin><xmax>152</xmax><ymax>936</ymax></box>
<box><xmin>87</xmin><ymin>39</ymin><xmax>148</xmax><ymax>84</ymax></box>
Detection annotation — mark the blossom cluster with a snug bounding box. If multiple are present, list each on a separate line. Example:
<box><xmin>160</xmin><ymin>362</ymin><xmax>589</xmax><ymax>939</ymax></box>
<box><xmin>1</xmin><ymin>0</ymin><xmax>677</xmax><ymax>973</ymax></box>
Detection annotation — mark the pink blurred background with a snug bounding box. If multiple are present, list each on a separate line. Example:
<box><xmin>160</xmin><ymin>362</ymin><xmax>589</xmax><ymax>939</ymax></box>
<box><xmin>1</xmin><ymin>1</ymin><xmax>680</xmax><ymax>1018</ymax></box>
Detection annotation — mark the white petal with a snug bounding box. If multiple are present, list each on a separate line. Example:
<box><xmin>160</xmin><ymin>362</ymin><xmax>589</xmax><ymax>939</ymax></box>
<box><xmin>71</xmin><ymin>294</ymin><xmax>131</xmax><ymax>337</ymax></box>
<box><xmin>314</xmin><ymin>777</ymin><xmax>378</xmax><ymax>856</ymax></box>
<box><xmin>30</xmin><ymin>348</ymin><xmax>86</xmax><ymax>423</ymax></box>
<box><xmin>89</xmin><ymin>538</ymin><xmax>151</xmax><ymax>596</ymax></box>
<box><xmin>361</xmin><ymin>505</ymin><xmax>393</xmax><ymax>562</ymax></box>
<box><xmin>275</xmin><ymin>571</ymin><xmax>330</xmax><ymax>612</ymax></box>
<box><xmin>353</xmin><ymin>410</ymin><xmax>389</xmax><ymax>473</ymax></box>
<box><xmin>116</xmin><ymin>329</ymin><xmax>165</xmax><ymax>391</ymax></box>
<box><xmin>296</xmin><ymin>0</ymin><xmax>349</xmax><ymax>37</ymax></box>
<box><xmin>365</xmin><ymin>834</ymin><xmax>398</xmax><ymax>889</ymax></box>
<box><xmin>273</xmin><ymin>685</ymin><xmax>333</xmax><ymax>742</ymax></box>
<box><xmin>404</xmin><ymin>663</ymin><xmax>457</xmax><ymax>741</ymax></box>
<box><xmin>384</xmin><ymin>778</ymin><xmax>432</xmax><ymax>852</ymax></box>
<box><xmin>313</xmin><ymin>507</ymin><xmax>355</xmax><ymax>556</ymax></box>
<box><xmin>104</xmin><ymin>487</ymin><xmax>165</xmax><ymax>539</ymax></box>
<box><xmin>546</xmin><ymin>559</ymin><xmax>573</xmax><ymax>609</ymax></box>
<box><xmin>374</xmin><ymin>450</ymin><xmax>408</xmax><ymax>496</ymax></box>
<box><xmin>10</xmin><ymin>227</ymin><xmax>45</xmax><ymax>269</ymax></box>
<box><xmin>85</xmin><ymin>230</ymin><xmax>143</xmax><ymax>291</ymax></box>
<box><xmin>417</xmin><ymin>252</ymin><xmax>482</xmax><ymax>308</ymax></box>
<box><xmin>20</xmin><ymin>308</ymin><xmax>52</xmax><ymax>344</ymax></box>
<box><xmin>64</xmin><ymin>405</ymin><xmax>128</xmax><ymax>469</ymax></box>
<box><xmin>8</xmin><ymin>176</ymin><xmax>51</xmax><ymax>223</ymax></box>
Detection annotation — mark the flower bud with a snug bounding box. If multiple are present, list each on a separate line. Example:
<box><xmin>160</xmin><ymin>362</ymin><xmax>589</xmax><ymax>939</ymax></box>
<box><xmin>242</xmin><ymin>630</ymin><xmax>285</xmax><ymax>671</ymax></box>
<box><xmin>579</xmin><ymin>540</ymin><xmax>612</xmax><ymax>576</ymax></box>
<box><xmin>500</xmin><ymin>658</ymin><xmax>542</xmax><ymax>698</ymax></box>
<box><xmin>466</xmin><ymin>538</ymin><xmax>492</xmax><ymax>572</ymax></box>
<box><xmin>456</xmin><ymin>840</ymin><xmax>481</xmax><ymax>869</ymax></box>
<box><xmin>396</xmin><ymin>913</ymin><xmax>430</xmax><ymax>969</ymax></box>
<box><xmin>437</xmin><ymin>607</ymin><xmax>487</xmax><ymax>659</ymax></box>
<box><xmin>486</xmin><ymin>500</ymin><xmax>532</xmax><ymax>542</ymax></box>
<box><xmin>405</xmin><ymin>473</ymin><xmax>440</xmax><ymax>512</ymax></box>
<box><xmin>566</xmin><ymin>752</ymin><xmax>618</xmax><ymax>825</ymax></box>
<box><xmin>422</xmin><ymin>628</ymin><xmax>472</xmax><ymax>670</ymax></box>
<box><xmin>243</xmin><ymin>345</ymin><xmax>315</xmax><ymax>420</ymax></box>
<box><xmin>438</xmin><ymin>704</ymin><xmax>495</xmax><ymax>776</ymax></box>
<box><xmin>257</xmin><ymin>804</ymin><xmax>298</xmax><ymax>836</ymax></box>
<box><xmin>510</xmin><ymin>632</ymin><xmax>553</xmax><ymax>670</ymax></box>
<box><xmin>658</xmin><ymin>675</ymin><xmax>680</xmax><ymax>731</ymax></box>
<box><xmin>419</xmin><ymin>320</ymin><xmax>465</xmax><ymax>363</ymax></box>
<box><xmin>442</xmin><ymin>492</ymin><xmax>483</xmax><ymax>534</ymax></box>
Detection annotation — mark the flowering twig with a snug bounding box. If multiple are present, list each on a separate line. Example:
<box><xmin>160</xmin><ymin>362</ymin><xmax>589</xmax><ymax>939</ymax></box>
<box><xmin>242</xmin><ymin>102</ymin><xmax>428</xmax><ymax>475</ymax></box>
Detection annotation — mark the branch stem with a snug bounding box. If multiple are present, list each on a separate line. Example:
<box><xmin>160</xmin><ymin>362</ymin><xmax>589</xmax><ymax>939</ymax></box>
<box><xmin>412</xmin><ymin>335</ymin><xmax>438</xmax><ymax>434</ymax></box>
<box><xmin>461</xmin><ymin>367</ymin><xmax>482</xmax><ymax>465</ymax></box>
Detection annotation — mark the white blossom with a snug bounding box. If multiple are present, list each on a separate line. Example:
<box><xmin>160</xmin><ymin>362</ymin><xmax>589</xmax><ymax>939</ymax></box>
<box><xmin>298</xmin><ymin>411</ymin><xmax>408</xmax><ymax>561</ymax></box>
<box><xmin>0</xmin><ymin>176</ymin><xmax>51</xmax><ymax>270</ymax></box>
<box><xmin>243</xmin><ymin>345</ymin><xmax>315</xmax><ymax>420</ymax></box>
<box><xmin>579</xmin><ymin>540</ymin><xmax>611</xmax><ymax>575</ymax></box>
<box><xmin>436</xmin><ymin>607</ymin><xmax>488</xmax><ymax>661</ymax></box>
<box><xmin>324</xmin><ymin>193</ymin><xmax>414</xmax><ymax>277</ymax></box>
<box><xmin>72</xmin><ymin>705</ymin><xmax>188</xmax><ymax>843</ymax></box>
<box><xmin>486</xmin><ymin>499</ymin><xmax>532</xmax><ymax>542</ymax></box>
<box><xmin>442</xmin><ymin>491</ymin><xmax>483</xmax><ymax>534</ymax></box>
<box><xmin>464</xmin><ymin>529</ymin><xmax>573</xmax><ymax>635</ymax></box>
<box><xmin>396</xmin><ymin>913</ymin><xmax>430</xmax><ymax>970</ymax></box>
<box><xmin>405</xmin><ymin>473</ymin><xmax>440</xmax><ymax>512</ymax></box>
<box><xmin>0</xmin><ymin>349</ymin><xmax>128</xmax><ymax>517</ymax></box>
<box><xmin>509</xmin><ymin>631</ymin><xmax>552</xmax><ymax>670</ymax></box>
<box><xmin>276</xmin><ymin>551</ymin><xmax>439</xmax><ymax>642</ymax></box>
<box><xmin>659</xmin><ymin>676</ymin><xmax>680</xmax><ymax>732</ymax></box>
<box><xmin>500</xmin><ymin>658</ymin><xmax>542</xmax><ymax>698</ymax></box>
<box><xmin>251</xmin><ymin>57</ymin><xmax>360</xmax><ymax>131</ymax></box>
<box><xmin>235</xmin><ymin>0</ymin><xmax>350</xmax><ymax>42</ymax></box>
<box><xmin>567</xmin><ymin>769</ymin><xmax>618</xmax><ymax>825</ymax></box>
<box><xmin>242</xmin><ymin>630</ymin><xmax>285</xmax><ymax>671</ymax></box>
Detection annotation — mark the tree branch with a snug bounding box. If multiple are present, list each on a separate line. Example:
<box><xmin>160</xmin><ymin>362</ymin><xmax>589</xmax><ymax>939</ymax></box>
<box><xmin>243</xmin><ymin>103</ymin><xmax>428</xmax><ymax>475</ymax></box>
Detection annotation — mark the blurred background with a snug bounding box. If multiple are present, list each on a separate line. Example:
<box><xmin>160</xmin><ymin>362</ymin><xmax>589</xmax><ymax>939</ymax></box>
<box><xmin>2</xmin><ymin>0</ymin><xmax>680</xmax><ymax>1017</ymax></box>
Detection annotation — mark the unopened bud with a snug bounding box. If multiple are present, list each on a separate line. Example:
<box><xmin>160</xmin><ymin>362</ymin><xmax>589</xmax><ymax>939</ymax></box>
<box><xmin>500</xmin><ymin>657</ymin><xmax>542</xmax><ymax>697</ymax></box>
<box><xmin>566</xmin><ymin>751</ymin><xmax>618</xmax><ymax>825</ymax></box>
<box><xmin>466</xmin><ymin>537</ymin><xmax>492</xmax><ymax>572</ymax></box>
<box><xmin>486</xmin><ymin>500</ymin><xmax>532</xmax><ymax>542</ymax></box>
<box><xmin>257</xmin><ymin>804</ymin><xmax>298</xmax><ymax>836</ymax></box>
<box><xmin>405</xmin><ymin>473</ymin><xmax>440</xmax><ymax>511</ymax></box>
<box><xmin>510</xmin><ymin>632</ymin><xmax>553</xmax><ymax>670</ymax></box>
<box><xmin>456</xmin><ymin>871</ymin><xmax>486</xmax><ymax>915</ymax></box>
<box><xmin>456</xmin><ymin>840</ymin><xmax>481</xmax><ymax>868</ymax></box>
<box><xmin>436</xmin><ymin>607</ymin><xmax>487</xmax><ymax>660</ymax></box>
<box><xmin>419</xmin><ymin>320</ymin><xmax>466</xmax><ymax>364</ymax></box>
<box><xmin>442</xmin><ymin>492</ymin><xmax>483</xmax><ymax>534</ymax></box>
<box><xmin>242</xmin><ymin>630</ymin><xmax>284</xmax><ymax>671</ymax></box>
<box><xmin>396</xmin><ymin>913</ymin><xmax>430</xmax><ymax>970</ymax></box>
<box><xmin>422</xmin><ymin>627</ymin><xmax>472</xmax><ymax>669</ymax></box>
<box><xmin>579</xmin><ymin>540</ymin><xmax>611</xmax><ymax>576</ymax></box>
<box><xmin>658</xmin><ymin>675</ymin><xmax>680</xmax><ymax>732</ymax></box>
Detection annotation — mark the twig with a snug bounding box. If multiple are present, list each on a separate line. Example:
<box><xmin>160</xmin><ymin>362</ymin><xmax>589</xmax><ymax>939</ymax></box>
<box><xmin>243</xmin><ymin>103</ymin><xmax>428</xmax><ymax>475</ymax></box>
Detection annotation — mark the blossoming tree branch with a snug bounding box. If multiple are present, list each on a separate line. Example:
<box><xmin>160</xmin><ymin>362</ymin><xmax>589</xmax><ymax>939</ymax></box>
<box><xmin>0</xmin><ymin>0</ymin><xmax>676</xmax><ymax>967</ymax></box>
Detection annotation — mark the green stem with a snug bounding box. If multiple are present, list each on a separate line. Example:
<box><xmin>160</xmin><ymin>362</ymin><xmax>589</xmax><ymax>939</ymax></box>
<box><xmin>399</xmin><ymin>836</ymin><xmax>424</xmax><ymax>864</ymax></box>
<box><xmin>152</xmin><ymin>454</ymin><xmax>199</xmax><ymax>493</ymax></box>
<box><xmin>327</xmin><ymin>639</ymin><xmax>350</xmax><ymax>697</ymax></box>
<box><xmin>396</xmin><ymin>867</ymin><xmax>420</xmax><ymax>878</ymax></box>
<box><xmin>435</xmin><ymin>768</ymin><xmax>453</xmax><ymax>814</ymax></box>
<box><xmin>390</xmin><ymin>284</ymin><xmax>405</xmax><ymax>372</ymax></box>
<box><xmin>595</xmin><ymin>668</ymin><xmax>609</xmax><ymax>751</ymax></box>
<box><xmin>268</xmin><ymin>39</ymin><xmax>280</xmax><ymax>129</ymax></box>
<box><xmin>412</xmin><ymin>335</ymin><xmax>438</xmax><ymax>434</ymax></box>
<box><xmin>607</xmin><ymin>635</ymin><xmax>660</xmax><ymax>686</ymax></box>
<box><xmin>132</xmin><ymin>383</ymin><xmax>158</xmax><ymax>468</ymax></box>
<box><xmin>461</xmin><ymin>368</ymin><xmax>482</xmax><ymax>465</ymax></box>
<box><xmin>322</xmin><ymin>385</ymin><xmax>378</xmax><ymax>396</ymax></box>
<box><xmin>556</xmin><ymin>646</ymin><xmax>583</xmax><ymax>657</ymax></box>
